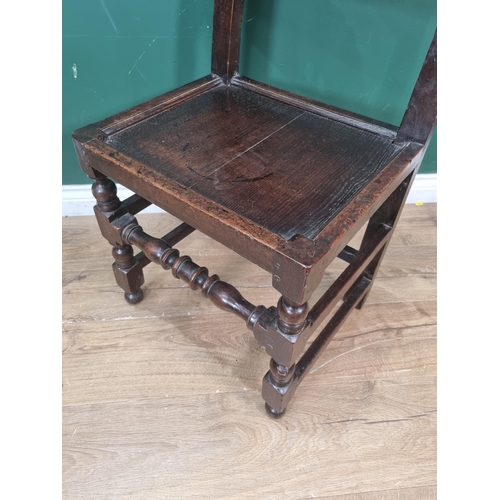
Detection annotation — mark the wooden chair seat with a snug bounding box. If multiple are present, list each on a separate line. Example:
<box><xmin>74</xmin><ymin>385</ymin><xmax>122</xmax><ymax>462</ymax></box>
<box><xmin>72</xmin><ymin>0</ymin><xmax>436</xmax><ymax>418</ymax></box>
<box><xmin>108</xmin><ymin>79</ymin><xmax>404</xmax><ymax>241</ymax></box>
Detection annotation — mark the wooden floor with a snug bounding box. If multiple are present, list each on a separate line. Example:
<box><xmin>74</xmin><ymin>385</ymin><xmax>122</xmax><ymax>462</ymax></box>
<box><xmin>62</xmin><ymin>203</ymin><xmax>437</xmax><ymax>500</ymax></box>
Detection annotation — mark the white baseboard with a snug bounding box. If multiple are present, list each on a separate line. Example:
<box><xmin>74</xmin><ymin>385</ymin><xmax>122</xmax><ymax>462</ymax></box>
<box><xmin>406</xmin><ymin>173</ymin><xmax>437</xmax><ymax>204</ymax></box>
<box><xmin>62</xmin><ymin>185</ymin><xmax>166</xmax><ymax>217</ymax></box>
<box><xmin>62</xmin><ymin>173</ymin><xmax>436</xmax><ymax>217</ymax></box>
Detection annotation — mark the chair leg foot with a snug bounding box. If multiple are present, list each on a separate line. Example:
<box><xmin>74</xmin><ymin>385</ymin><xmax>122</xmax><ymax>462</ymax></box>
<box><xmin>124</xmin><ymin>289</ymin><xmax>144</xmax><ymax>304</ymax></box>
<box><xmin>356</xmin><ymin>291</ymin><xmax>369</xmax><ymax>310</ymax></box>
<box><xmin>112</xmin><ymin>244</ymin><xmax>145</xmax><ymax>304</ymax></box>
<box><xmin>265</xmin><ymin>403</ymin><xmax>286</xmax><ymax>419</ymax></box>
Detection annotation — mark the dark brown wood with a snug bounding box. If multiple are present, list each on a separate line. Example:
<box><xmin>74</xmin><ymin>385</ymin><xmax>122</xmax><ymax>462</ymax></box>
<box><xmin>72</xmin><ymin>88</ymin><xmax>421</xmax><ymax>306</ymax></box>
<box><xmin>396</xmin><ymin>31</ymin><xmax>437</xmax><ymax>145</ymax></box>
<box><xmin>186</xmin><ymin>90</ymin><xmax>403</xmax><ymax>241</ymax></box>
<box><xmin>253</xmin><ymin>222</ymin><xmax>392</xmax><ymax>368</ymax></box>
<box><xmin>72</xmin><ymin>5</ymin><xmax>437</xmax><ymax>418</ymax></box>
<box><xmin>262</xmin><ymin>276</ymin><xmax>371</xmax><ymax>414</ymax></box>
<box><xmin>337</xmin><ymin>245</ymin><xmax>358</xmax><ymax>264</ymax></box>
<box><xmin>277</xmin><ymin>297</ymin><xmax>309</xmax><ymax>335</ymax></box>
<box><xmin>121</xmin><ymin>221</ymin><xmax>266</xmax><ymax>328</ymax></box>
<box><xmin>264</xmin><ymin>296</ymin><xmax>309</xmax><ymax>417</ymax></box>
<box><xmin>308</xmin><ymin>224</ymin><xmax>391</xmax><ymax>324</ymax></box>
<box><xmin>104</xmin><ymin>85</ymin><xmax>402</xmax><ymax>242</ymax></box>
<box><xmin>232</xmin><ymin>75</ymin><xmax>398</xmax><ymax>138</ymax></box>
<box><xmin>265</xmin><ymin>359</ymin><xmax>294</xmax><ymax>418</ymax></box>
<box><xmin>135</xmin><ymin>223</ymin><xmax>195</xmax><ymax>269</ymax></box>
<box><xmin>112</xmin><ymin>244</ymin><xmax>144</xmax><ymax>304</ymax></box>
<box><xmin>106</xmin><ymin>86</ymin><xmax>303</xmax><ymax>191</ymax></box>
<box><xmin>100</xmin><ymin>75</ymin><xmax>222</xmax><ymax>136</ymax></box>
<box><xmin>211</xmin><ymin>0</ymin><xmax>245</xmax><ymax>83</ymax></box>
<box><xmin>355</xmin><ymin>170</ymin><xmax>417</xmax><ymax>310</ymax></box>
<box><xmin>89</xmin><ymin>174</ymin><xmax>146</xmax><ymax>303</ymax></box>
<box><xmin>120</xmin><ymin>194</ymin><xmax>151</xmax><ymax>216</ymax></box>
<box><xmin>91</xmin><ymin>175</ymin><xmax>121</xmax><ymax>213</ymax></box>
<box><xmin>73</xmin><ymin>134</ymin><xmax>283</xmax><ymax>275</ymax></box>
<box><xmin>271</xmin><ymin>143</ymin><xmax>422</xmax><ymax>304</ymax></box>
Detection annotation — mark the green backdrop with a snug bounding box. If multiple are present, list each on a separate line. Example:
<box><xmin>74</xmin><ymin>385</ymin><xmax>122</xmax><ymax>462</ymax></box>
<box><xmin>62</xmin><ymin>0</ymin><xmax>436</xmax><ymax>185</ymax></box>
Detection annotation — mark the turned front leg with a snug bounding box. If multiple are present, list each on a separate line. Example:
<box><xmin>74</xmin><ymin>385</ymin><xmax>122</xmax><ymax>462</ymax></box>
<box><xmin>91</xmin><ymin>174</ymin><xmax>145</xmax><ymax>304</ymax></box>
<box><xmin>263</xmin><ymin>297</ymin><xmax>308</xmax><ymax>418</ymax></box>
<box><xmin>111</xmin><ymin>244</ymin><xmax>145</xmax><ymax>304</ymax></box>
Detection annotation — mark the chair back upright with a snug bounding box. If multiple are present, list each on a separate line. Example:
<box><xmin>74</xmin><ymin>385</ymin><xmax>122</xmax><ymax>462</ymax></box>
<box><xmin>211</xmin><ymin>0</ymin><xmax>437</xmax><ymax>144</ymax></box>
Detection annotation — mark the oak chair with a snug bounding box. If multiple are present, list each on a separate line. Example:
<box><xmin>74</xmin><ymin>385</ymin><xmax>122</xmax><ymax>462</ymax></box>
<box><xmin>72</xmin><ymin>0</ymin><xmax>437</xmax><ymax>418</ymax></box>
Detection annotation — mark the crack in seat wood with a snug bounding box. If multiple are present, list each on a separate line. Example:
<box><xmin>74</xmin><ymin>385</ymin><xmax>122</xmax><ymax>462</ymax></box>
<box><xmin>72</xmin><ymin>0</ymin><xmax>437</xmax><ymax>418</ymax></box>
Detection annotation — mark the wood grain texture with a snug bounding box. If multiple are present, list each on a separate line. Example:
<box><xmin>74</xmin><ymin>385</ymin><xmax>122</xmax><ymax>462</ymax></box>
<box><xmin>107</xmin><ymin>85</ymin><xmax>403</xmax><ymax>241</ymax></box>
<box><xmin>63</xmin><ymin>203</ymin><xmax>436</xmax><ymax>500</ymax></box>
<box><xmin>232</xmin><ymin>75</ymin><xmax>399</xmax><ymax>138</ymax></box>
<box><xmin>73</xmin><ymin>88</ymin><xmax>422</xmax><ymax>305</ymax></box>
<box><xmin>99</xmin><ymin>75</ymin><xmax>222</xmax><ymax>136</ymax></box>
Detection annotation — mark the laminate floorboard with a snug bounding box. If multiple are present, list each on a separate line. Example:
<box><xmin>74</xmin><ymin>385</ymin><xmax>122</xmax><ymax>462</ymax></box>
<box><xmin>62</xmin><ymin>203</ymin><xmax>437</xmax><ymax>500</ymax></box>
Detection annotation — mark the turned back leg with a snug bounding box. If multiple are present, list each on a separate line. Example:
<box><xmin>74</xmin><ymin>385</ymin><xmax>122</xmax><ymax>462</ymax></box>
<box><xmin>356</xmin><ymin>171</ymin><xmax>415</xmax><ymax>309</ymax></box>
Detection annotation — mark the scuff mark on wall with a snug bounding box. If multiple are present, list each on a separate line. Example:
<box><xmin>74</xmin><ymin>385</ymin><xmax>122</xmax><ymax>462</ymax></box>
<box><xmin>127</xmin><ymin>36</ymin><xmax>158</xmax><ymax>77</ymax></box>
<box><xmin>175</xmin><ymin>0</ymin><xmax>198</xmax><ymax>21</ymax></box>
<box><xmin>98</xmin><ymin>0</ymin><xmax>120</xmax><ymax>35</ymax></box>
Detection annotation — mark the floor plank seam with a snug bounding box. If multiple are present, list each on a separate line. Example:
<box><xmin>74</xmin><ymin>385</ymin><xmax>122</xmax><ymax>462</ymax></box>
<box><xmin>337</xmin><ymin>322</ymin><xmax>437</xmax><ymax>340</ymax></box>
<box><xmin>310</xmin><ymin>336</ymin><xmax>436</xmax><ymax>374</ymax></box>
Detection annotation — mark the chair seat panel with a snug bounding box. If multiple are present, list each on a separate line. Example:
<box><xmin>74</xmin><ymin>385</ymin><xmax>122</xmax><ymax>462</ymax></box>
<box><xmin>106</xmin><ymin>84</ymin><xmax>403</xmax><ymax>241</ymax></box>
<box><xmin>190</xmin><ymin>104</ymin><xmax>404</xmax><ymax>240</ymax></box>
<box><xmin>107</xmin><ymin>85</ymin><xmax>303</xmax><ymax>188</ymax></box>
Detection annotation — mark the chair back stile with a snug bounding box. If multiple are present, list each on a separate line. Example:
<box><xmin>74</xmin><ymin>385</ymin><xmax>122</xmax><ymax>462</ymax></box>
<box><xmin>396</xmin><ymin>31</ymin><xmax>437</xmax><ymax>145</ymax></box>
<box><xmin>212</xmin><ymin>1</ymin><xmax>436</xmax><ymax>146</ymax></box>
<box><xmin>211</xmin><ymin>0</ymin><xmax>246</xmax><ymax>83</ymax></box>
